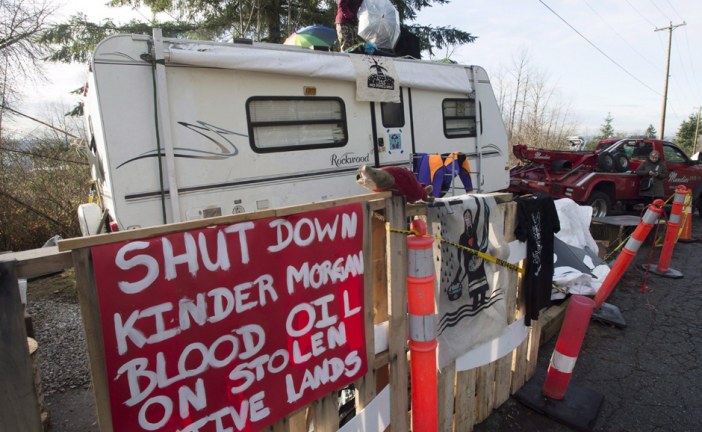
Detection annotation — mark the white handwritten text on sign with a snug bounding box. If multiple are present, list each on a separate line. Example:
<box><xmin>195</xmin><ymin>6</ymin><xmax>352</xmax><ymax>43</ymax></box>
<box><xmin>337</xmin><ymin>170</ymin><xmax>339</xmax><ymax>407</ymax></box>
<box><xmin>90</xmin><ymin>203</ymin><xmax>367</xmax><ymax>431</ymax></box>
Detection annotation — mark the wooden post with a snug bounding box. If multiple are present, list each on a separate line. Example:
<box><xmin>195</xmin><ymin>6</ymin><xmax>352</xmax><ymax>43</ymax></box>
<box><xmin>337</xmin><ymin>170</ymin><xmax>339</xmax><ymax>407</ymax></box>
<box><xmin>386</xmin><ymin>196</ymin><xmax>409</xmax><ymax>431</ymax></box>
<box><xmin>437</xmin><ymin>362</ymin><xmax>456</xmax><ymax>432</ymax></box>
<box><xmin>72</xmin><ymin>249</ymin><xmax>114</xmax><ymax>432</ymax></box>
<box><xmin>313</xmin><ymin>394</ymin><xmax>339</xmax><ymax>431</ymax></box>
<box><xmin>493</xmin><ymin>201</ymin><xmax>518</xmax><ymax>406</ymax></box>
<box><xmin>454</xmin><ymin>368</ymin><xmax>477</xmax><ymax>431</ymax></box>
<box><xmin>356</xmin><ymin>203</ymin><xmax>378</xmax><ymax>410</ymax></box>
<box><xmin>0</xmin><ymin>260</ymin><xmax>42</xmax><ymax>432</ymax></box>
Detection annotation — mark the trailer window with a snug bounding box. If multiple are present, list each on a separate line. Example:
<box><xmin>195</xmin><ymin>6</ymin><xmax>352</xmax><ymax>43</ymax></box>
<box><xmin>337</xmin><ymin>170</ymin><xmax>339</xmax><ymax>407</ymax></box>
<box><xmin>246</xmin><ymin>97</ymin><xmax>348</xmax><ymax>152</ymax></box>
<box><xmin>443</xmin><ymin>99</ymin><xmax>476</xmax><ymax>138</ymax></box>
<box><xmin>381</xmin><ymin>91</ymin><xmax>405</xmax><ymax>128</ymax></box>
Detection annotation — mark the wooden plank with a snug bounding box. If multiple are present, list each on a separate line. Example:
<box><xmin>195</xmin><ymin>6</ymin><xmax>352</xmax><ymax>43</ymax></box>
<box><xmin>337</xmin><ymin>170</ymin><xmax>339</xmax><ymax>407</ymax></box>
<box><xmin>269</xmin><ymin>417</ymin><xmax>289</xmax><ymax>432</ymax></box>
<box><xmin>510</xmin><ymin>230</ymin><xmax>528</xmax><ymax>395</ymax></box>
<box><xmin>386</xmin><ymin>196</ymin><xmax>409</xmax><ymax>432</ymax></box>
<box><xmin>356</xmin><ymin>203</ymin><xmax>377</xmax><ymax>411</ymax></box>
<box><xmin>526</xmin><ymin>319</ymin><xmax>542</xmax><ymax>380</ymax></box>
<box><xmin>371</xmin><ymin>211</ymin><xmax>389</xmax><ymax>325</ymax></box>
<box><xmin>539</xmin><ymin>299</ymin><xmax>569</xmax><ymax>345</ymax></box>
<box><xmin>72</xmin><ymin>248</ymin><xmax>113</xmax><ymax>432</ymax></box>
<box><xmin>59</xmin><ymin>192</ymin><xmax>391</xmax><ymax>251</ymax></box>
<box><xmin>437</xmin><ymin>363</ymin><xmax>456</xmax><ymax>432</ymax></box>
<box><xmin>287</xmin><ymin>409</ymin><xmax>307</xmax><ymax>432</ymax></box>
<box><xmin>313</xmin><ymin>393</ymin><xmax>339</xmax><ymax>432</ymax></box>
<box><xmin>0</xmin><ymin>261</ymin><xmax>42</xmax><ymax>432</ymax></box>
<box><xmin>494</xmin><ymin>201</ymin><xmax>519</xmax><ymax>407</ymax></box>
<box><xmin>491</xmin><ymin>192</ymin><xmax>514</xmax><ymax>204</ymax></box>
<box><xmin>454</xmin><ymin>368</ymin><xmax>477</xmax><ymax>432</ymax></box>
<box><xmin>510</xmin><ymin>338</ymin><xmax>529</xmax><ymax>395</ymax></box>
<box><xmin>474</xmin><ymin>364</ymin><xmax>495</xmax><ymax>424</ymax></box>
<box><xmin>493</xmin><ymin>353</ymin><xmax>514</xmax><ymax>408</ymax></box>
<box><xmin>372</xmin><ymin>208</ymin><xmax>391</xmax><ymax>396</ymax></box>
<box><xmin>0</xmin><ymin>246</ymin><xmax>74</xmax><ymax>279</ymax></box>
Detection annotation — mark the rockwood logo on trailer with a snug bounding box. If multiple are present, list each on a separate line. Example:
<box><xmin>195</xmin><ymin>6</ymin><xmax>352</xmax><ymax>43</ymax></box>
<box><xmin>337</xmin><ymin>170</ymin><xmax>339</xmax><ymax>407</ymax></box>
<box><xmin>330</xmin><ymin>152</ymin><xmax>370</xmax><ymax>167</ymax></box>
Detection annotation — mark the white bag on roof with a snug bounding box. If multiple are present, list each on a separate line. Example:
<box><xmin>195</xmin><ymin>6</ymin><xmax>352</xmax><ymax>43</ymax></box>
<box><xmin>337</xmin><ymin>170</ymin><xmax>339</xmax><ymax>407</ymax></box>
<box><xmin>357</xmin><ymin>0</ymin><xmax>401</xmax><ymax>49</ymax></box>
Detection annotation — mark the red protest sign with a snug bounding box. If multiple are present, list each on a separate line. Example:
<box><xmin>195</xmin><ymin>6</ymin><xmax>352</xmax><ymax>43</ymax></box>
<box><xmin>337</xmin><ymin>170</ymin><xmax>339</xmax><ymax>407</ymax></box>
<box><xmin>90</xmin><ymin>203</ymin><xmax>367</xmax><ymax>431</ymax></box>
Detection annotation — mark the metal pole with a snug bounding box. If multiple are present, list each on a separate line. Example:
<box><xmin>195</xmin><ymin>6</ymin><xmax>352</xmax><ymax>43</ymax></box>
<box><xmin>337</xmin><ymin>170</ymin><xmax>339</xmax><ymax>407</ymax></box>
<box><xmin>654</xmin><ymin>21</ymin><xmax>686</xmax><ymax>140</ymax></box>
<box><xmin>693</xmin><ymin>106</ymin><xmax>701</xmax><ymax>155</ymax></box>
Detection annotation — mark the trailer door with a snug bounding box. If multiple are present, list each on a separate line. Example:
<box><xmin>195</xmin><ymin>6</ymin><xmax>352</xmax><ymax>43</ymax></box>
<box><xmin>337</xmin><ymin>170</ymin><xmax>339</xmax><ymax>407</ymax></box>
<box><xmin>373</xmin><ymin>87</ymin><xmax>413</xmax><ymax>168</ymax></box>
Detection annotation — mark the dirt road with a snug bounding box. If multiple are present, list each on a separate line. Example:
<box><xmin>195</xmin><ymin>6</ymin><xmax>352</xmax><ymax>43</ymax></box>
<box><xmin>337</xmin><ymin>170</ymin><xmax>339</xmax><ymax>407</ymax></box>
<box><xmin>476</xmin><ymin>220</ymin><xmax>702</xmax><ymax>431</ymax></box>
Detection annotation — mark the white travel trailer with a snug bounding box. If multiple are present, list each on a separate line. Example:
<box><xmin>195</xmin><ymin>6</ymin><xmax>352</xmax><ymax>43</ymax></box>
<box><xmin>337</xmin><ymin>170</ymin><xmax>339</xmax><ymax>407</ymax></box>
<box><xmin>79</xmin><ymin>30</ymin><xmax>509</xmax><ymax>234</ymax></box>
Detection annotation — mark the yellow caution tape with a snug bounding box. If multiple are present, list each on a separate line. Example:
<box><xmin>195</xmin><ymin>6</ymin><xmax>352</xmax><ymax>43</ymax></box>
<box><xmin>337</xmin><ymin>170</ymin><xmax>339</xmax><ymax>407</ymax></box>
<box><xmin>388</xmin><ymin>227</ymin><xmax>525</xmax><ymax>274</ymax></box>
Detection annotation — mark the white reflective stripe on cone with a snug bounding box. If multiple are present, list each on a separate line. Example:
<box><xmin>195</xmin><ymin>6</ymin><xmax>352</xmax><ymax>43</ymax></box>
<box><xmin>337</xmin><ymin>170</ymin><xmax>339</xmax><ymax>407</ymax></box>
<box><xmin>625</xmin><ymin>237</ymin><xmax>643</xmax><ymax>252</ymax></box>
<box><xmin>408</xmin><ymin>248</ymin><xmax>434</xmax><ymax>278</ymax></box>
<box><xmin>642</xmin><ymin>209</ymin><xmax>660</xmax><ymax>224</ymax></box>
<box><xmin>550</xmin><ymin>350</ymin><xmax>578</xmax><ymax>374</ymax></box>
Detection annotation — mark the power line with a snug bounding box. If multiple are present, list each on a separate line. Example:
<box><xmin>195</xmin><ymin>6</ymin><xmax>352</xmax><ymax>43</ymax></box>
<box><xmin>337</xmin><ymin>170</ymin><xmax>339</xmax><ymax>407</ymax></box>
<box><xmin>664</xmin><ymin>0</ymin><xmax>685</xmax><ymax>22</ymax></box>
<box><xmin>0</xmin><ymin>146</ymin><xmax>89</xmax><ymax>166</ymax></box>
<box><xmin>0</xmin><ymin>105</ymin><xmax>80</xmax><ymax>138</ymax></box>
<box><xmin>538</xmin><ymin>0</ymin><xmax>660</xmax><ymax>95</ymax></box>
<box><xmin>682</xmin><ymin>28</ymin><xmax>702</xmax><ymax>103</ymax></box>
<box><xmin>648</xmin><ymin>0</ymin><xmax>672</xmax><ymax>22</ymax></box>
<box><xmin>580</xmin><ymin>0</ymin><xmax>660</xmax><ymax>71</ymax></box>
<box><xmin>624</xmin><ymin>0</ymin><xmax>657</xmax><ymax>28</ymax></box>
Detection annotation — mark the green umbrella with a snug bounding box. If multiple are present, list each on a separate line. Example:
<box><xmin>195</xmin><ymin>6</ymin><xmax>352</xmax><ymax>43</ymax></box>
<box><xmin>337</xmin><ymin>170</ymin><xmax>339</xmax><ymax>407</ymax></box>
<box><xmin>283</xmin><ymin>32</ymin><xmax>332</xmax><ymax>48</ymax></box>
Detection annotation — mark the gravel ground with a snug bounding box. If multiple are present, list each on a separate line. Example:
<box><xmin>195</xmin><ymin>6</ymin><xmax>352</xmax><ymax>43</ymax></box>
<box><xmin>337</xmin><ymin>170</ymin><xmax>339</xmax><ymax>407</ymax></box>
<box><xmin>28</xmin><ymin>297</ymin><xmax>91</xmax><ymax>395</ymax></box>
<box><xmin>26</xmin><ymin>271</ymin><xmax>97</xmax><ymax>431</ymax></box>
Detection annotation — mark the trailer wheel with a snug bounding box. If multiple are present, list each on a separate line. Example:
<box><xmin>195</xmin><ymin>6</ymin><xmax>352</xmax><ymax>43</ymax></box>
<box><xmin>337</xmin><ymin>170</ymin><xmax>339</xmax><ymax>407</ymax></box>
<box><xmin>587</xmin><ymin>192</ymin><xmax>611</xmax><ymax>218</ymax></box>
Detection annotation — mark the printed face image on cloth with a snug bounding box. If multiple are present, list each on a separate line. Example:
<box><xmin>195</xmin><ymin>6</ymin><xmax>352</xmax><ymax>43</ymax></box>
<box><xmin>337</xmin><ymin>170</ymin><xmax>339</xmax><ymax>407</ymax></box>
<box><xmin>429</xmin><ymin>195</ymin><xmax>509</xmax><ymax>368</ymax></box>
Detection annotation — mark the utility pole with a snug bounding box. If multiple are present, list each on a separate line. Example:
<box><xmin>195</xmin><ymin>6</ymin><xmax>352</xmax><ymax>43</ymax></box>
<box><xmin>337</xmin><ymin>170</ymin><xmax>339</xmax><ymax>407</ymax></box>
<box><xmin>694</xmin><ymin>106</ymin><xmax>701</xmax><ymax>155</ymax></box>
<box><xmin>655</xmin><ymin>21</ymin><xmax>686</xmax><ymax>140</ymax></box>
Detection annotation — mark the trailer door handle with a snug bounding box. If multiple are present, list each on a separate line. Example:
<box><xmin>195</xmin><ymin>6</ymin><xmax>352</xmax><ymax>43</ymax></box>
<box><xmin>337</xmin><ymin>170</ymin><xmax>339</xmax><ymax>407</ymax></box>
<box><xmin>377</xmin><ymin>137</ymin><xmax>385</xmax><ymax>152</ymax></box>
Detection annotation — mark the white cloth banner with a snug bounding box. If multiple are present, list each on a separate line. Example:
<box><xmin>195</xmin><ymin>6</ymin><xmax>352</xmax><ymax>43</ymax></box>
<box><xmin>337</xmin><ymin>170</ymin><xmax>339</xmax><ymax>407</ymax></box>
<box><xmin>429</xmin><ymin>194</ymin><xmax>509</xmax><ymax>368</ymax></box>
<box><xmin>349</xmin><ymin>55</ymin><xmax>401</xmax><ymax>102</ymax></box>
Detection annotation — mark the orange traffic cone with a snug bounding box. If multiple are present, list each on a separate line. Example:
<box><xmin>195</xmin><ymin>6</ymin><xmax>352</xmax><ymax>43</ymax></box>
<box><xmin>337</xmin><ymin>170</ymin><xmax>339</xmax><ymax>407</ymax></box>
<box><xmin>679</xmin><ymin>191</ymin><xmax>693</xmax><ymax>242</ymax></box>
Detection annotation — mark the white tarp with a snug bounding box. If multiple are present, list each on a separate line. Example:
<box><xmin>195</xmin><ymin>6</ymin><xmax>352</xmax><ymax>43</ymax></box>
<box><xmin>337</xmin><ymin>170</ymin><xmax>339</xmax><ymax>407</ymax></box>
<box><xmin>165</xmin><ymin>43</ymin><xmax>474</xmax><ymax>94</ymax></box>
<box><xmin>552</xmin><ymin>198</ymin><xmax>610</xmax><ymax>297</ymax></box>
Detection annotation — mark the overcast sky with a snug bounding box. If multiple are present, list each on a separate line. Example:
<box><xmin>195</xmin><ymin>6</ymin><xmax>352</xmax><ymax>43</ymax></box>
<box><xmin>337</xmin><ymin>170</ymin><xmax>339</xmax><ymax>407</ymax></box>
<box><xmin>9</xmin><ymin>0</ymin><xmax>702</xmax><ymax>141</ymax></box>
<box><xmin>416</xmin><ymin>0</ymin><xmax>702</xmax><ymax>139</ymax></box>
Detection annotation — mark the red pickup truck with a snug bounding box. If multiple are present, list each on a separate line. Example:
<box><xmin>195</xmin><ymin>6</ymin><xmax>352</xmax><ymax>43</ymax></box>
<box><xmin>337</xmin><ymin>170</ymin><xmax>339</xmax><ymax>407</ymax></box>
<box><xmin>508</xmin><ymin>139</ymin><xmax>702</xmax><ymax>217</ymax></box>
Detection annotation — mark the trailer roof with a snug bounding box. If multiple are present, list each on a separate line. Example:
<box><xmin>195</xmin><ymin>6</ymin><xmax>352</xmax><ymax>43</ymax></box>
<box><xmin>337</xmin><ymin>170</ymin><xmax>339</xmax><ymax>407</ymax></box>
<box><xmin>94</xmin><ymin>34</ymin><xmax>476</xmax><ymax>95</ymax></box>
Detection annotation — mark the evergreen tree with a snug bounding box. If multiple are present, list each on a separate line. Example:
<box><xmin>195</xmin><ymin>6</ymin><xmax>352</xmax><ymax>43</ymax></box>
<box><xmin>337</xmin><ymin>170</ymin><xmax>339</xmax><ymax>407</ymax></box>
<box><xmin>40</xmin><ymin>0</ymin><xmax>476</xmax><ymax>62</ymax></box>
<box><xmin>674</xmin><ymin>113</ymin><xmax>700</xmax><ymax>155</ymax></box>
<box><xmin>644</xmin><ymin>124</ymin><xmax>657</xmax><ymax>139</ymax></box>
<box><xmin>597</xmin><ymin>113</ymin><xmax>614</xmax><ymax>139</ymax></box>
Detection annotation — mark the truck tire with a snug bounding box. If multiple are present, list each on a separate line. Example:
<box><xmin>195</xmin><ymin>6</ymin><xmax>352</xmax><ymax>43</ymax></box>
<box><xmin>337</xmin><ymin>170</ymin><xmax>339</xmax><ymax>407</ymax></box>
<box><xmin>597</xmin><ymin>152</ymin><xmax>615</xmax><ymax>172</ymax></box>
<box><xmin>613</xmin><ymin>152</ymin><xmax>630</xmax><ymax>172</ymax></box>
<box><xmin>587</xmin><ymin>191</ymin><xmax>611</xmax><ymax>218</ymax></box>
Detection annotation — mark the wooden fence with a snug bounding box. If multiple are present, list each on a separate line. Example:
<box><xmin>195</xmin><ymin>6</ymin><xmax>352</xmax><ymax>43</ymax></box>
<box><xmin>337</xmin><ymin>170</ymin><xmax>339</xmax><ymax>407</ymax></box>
<box><xmin>1</xmin><ymin>192</ymin><xmax>562</xmax><ymax>432</ymax></box>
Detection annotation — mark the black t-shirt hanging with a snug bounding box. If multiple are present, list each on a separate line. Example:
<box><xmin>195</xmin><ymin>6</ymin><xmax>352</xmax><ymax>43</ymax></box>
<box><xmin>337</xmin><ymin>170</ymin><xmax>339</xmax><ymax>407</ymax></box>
<box><xmin>514</xmin><ymin>193</ymin><xmax>561</xmax><ymax>326</ymax></box>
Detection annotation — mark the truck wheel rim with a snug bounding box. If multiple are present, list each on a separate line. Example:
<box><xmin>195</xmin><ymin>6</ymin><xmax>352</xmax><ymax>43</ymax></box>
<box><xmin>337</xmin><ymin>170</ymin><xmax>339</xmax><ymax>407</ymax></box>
<box><xmin>591</xmin><ymin>200</ymin><xmax>607</xmax><ymax>217</ymax></box>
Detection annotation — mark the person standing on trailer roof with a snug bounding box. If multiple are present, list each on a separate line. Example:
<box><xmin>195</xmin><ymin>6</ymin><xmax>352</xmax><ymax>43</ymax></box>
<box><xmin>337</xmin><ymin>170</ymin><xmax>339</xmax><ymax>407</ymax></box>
<box><xmin>336</xmin><ymin>0</ymin><xmax>362</xmax><ymax>51</ymax></box>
